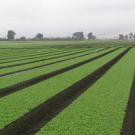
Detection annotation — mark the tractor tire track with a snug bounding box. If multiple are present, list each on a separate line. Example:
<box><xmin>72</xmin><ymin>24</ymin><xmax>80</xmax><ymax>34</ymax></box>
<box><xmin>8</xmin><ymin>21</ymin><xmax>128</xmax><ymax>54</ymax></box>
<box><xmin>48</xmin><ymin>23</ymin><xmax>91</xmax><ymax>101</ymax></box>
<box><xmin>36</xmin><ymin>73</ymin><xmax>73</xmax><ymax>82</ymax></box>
<box><xmin>0</xmin><ymin>47</ymin><xmax>120</xmax><ymax>98</ymax></box>
<box><xmin>0</xmin><ymin>48</ymin><xmax>131</xmax><ymax>135</ymax></box>
<box><xmin>0</xmin><ymin>48</ymin><xmax>107</xmax><ymax>78</ymax></box>
<box><xmin>121</xmin><ymin>71</ymin><xmax>135</xmax><ymax>135</ymax></box>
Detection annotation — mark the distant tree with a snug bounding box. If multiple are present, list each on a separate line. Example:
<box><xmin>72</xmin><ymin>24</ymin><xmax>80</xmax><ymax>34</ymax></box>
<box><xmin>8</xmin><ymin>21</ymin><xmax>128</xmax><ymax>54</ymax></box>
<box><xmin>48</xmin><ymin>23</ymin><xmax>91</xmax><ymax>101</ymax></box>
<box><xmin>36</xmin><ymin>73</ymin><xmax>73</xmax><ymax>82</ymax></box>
<box><xmin>7</xmin><ymin>30</ymin><xmax>16</xmax><ymax>40</ymax></box>
<box><xmin>35</xmin><ymin>33</ymin><xmax>44</xmax><ymax>40</ymax></box>
<box><xmin>88</xmin><ymin>32</ymin><xmax>93</xmax><ymax>40</ymax></box>
<box><xmin>133</xmin><ymin>34</ymin><xmax>135</xmax><ymax>40</ymax></box>
<box><xmin>125</xmin><ymin>35</ymin><xmax>128</xmax><ymax>40</ymax></box>
<box><xmin>119</xmin><ymin>34</ymin><xmax>124</xmax><ymax>40</ymax></box>
<box><xmin>88</xmin><ymin>32</ymin><xmax>96</xmax><ymax>40</ymax></box>
<box><xmin>129</xmin><ymin>33</ymin><xmax>133</xmax><ymax>40</ymax></box>
<box><xmin>20</xmin><ymin>37</ymin><xmax>26</xmax><ymax>41</ymax></box>
<box><xmin>72</xmin><ymin>32</ymin><xmax>85</xmax><ymax>40</ymax></box>
<box><xmin>92</xmin><ymin>35</ymin><xmax>96</xmax><ymax>40</ymax></box>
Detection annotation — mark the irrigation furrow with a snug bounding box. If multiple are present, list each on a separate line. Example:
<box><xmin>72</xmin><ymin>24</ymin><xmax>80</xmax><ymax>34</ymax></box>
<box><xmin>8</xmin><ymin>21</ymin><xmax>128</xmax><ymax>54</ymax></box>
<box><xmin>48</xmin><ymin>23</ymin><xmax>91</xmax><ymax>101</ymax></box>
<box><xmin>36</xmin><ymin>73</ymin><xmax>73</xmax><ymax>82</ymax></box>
<box><xmin>121</xmin><ymin>71</ymin><xmax>135</xmax><ymax>135</ymax></box>
<box><xmin>0</xmin><ymin>48</ymin><xmax>131</xmax><ymax>135</ymax></box>
<box><xmin>0</xmin><ymin>48</ymin><xmax>107</xmax><ymax>78</ymax></box>
<box><xmin>0</xmin><ymin>47</ymin><xmax>120</xmax><ymax>98</ymax></box>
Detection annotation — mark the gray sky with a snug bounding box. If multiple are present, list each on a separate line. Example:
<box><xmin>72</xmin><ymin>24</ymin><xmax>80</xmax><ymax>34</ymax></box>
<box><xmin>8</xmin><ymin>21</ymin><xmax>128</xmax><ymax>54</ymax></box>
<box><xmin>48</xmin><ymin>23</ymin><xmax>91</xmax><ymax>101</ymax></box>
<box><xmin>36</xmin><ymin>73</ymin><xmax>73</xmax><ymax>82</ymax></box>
<box><xmin>0</xmin><ymin>0</ymin><xmax>135</xmax><ymax>38</ymax></box>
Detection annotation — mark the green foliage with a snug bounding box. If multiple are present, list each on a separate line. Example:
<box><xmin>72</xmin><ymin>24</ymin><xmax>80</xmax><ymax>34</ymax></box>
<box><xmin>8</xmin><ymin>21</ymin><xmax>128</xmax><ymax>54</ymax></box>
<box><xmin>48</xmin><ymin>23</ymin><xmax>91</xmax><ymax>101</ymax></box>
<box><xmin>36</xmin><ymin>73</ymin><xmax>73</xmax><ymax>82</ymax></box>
<box><xmin>0</xmin><ymin>48</ymin><xmax>108</xmax><ymax>89</ymax></box>
<box><xmin>37</xmin><ymin>49</ymin><xmax>135</xmax><ymax>135</ymax></box>
<box><xmin>0</xmin><ymin>48</ymin><xmax>123</xmax><ymax>128</ymax></box>
<box><xmin>0</xmin><ymin>41</ymin><xmax>134</xmax><ymax>134</ymax></box>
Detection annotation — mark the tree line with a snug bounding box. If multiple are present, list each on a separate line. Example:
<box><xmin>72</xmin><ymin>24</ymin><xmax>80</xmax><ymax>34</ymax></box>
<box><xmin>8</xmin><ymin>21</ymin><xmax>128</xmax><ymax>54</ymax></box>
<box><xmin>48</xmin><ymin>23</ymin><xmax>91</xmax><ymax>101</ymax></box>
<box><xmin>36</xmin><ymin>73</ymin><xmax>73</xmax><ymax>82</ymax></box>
<box><xmin>0</xmin><ymin>30</ymin><xmax>97</xmax><ymax>41</ymax></box>
<box><xmin>1</xmin><ymin>30</ymin><xmax>135</xmax><ymax>41</ymax></box>
<box><xmin>119</xmin><ymin>33</ymin><xmax>135</xmax><ymax>40</ymax></box>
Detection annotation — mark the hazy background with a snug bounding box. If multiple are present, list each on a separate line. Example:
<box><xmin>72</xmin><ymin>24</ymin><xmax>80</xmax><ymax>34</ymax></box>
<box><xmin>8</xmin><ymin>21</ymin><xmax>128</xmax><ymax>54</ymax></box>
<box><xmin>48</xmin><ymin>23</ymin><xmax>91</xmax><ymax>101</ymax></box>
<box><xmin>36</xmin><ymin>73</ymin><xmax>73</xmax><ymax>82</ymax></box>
<box><xmin>0</xmin><ymin>0</ymin><xmax>135</xmax><ymax>38</ymax></box>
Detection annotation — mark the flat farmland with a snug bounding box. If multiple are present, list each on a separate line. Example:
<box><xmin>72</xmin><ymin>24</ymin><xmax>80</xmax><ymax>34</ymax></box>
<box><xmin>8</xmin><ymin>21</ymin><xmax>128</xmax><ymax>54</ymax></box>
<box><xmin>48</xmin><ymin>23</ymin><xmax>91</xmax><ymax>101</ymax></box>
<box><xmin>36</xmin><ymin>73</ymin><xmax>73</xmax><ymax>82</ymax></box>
<box><xmin>0</xmin><ymin>41</ymin><xmax>135</xmax><ymax>135</ymax></box>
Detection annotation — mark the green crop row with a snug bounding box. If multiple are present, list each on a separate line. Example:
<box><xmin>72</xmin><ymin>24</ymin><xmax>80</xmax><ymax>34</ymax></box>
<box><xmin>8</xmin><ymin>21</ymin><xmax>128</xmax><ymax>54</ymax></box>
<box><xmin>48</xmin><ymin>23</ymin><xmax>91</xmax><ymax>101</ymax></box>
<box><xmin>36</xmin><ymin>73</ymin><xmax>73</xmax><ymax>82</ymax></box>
<box><xmin>0</xmin><ymin>48</ymin><xmax>63</xmax><ymax>62</ymax></box>
<box><xmin>0</xmin><ymin>47</ymin><xmax>82</xmax><ymax>59</ymax></box>
<box><xmin>0</xmin><ymin>48</ymin><xmax>124</xmax><ymax>128</ymax></box>
<box><xmin>0</xmin><ymin>48</ymin><xmax>97</xmax><ymax>75</ymax></box>
<box><xmin>0</xmin><ymin>48</ymin><xmax>113</xmax><ymax>89</ymax></box>
<box><xmin>0</xmin><ymin>48</ymin><xmax>50</xmax><ymax>57</ymax></box>
<box><xmin>0</xmin><ymin>48</ymin><xmax>82</xmax><ymax>62</ymax></box>
<box><xmin>0</xmin><ymin>48</ymin><xmax>89</xmax><ymax>67</ymax></box>
<box><xmin>37</xmin><ymin>49</ymin><xmax>135</xmax><ymax>135</ymax></box>
<box><xmin>0</xmin><ymin>41</ymin><xmax>133</xmax><ymax>59</ymax></box>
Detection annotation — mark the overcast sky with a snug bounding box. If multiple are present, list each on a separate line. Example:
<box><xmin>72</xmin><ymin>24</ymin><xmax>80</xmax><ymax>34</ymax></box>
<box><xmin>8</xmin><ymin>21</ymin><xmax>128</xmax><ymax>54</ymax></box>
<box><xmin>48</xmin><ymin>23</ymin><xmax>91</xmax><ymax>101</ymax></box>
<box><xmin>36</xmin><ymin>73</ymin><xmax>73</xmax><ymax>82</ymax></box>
<box><xmin>0</xmin><ymin>0</ymin><xmax>135</xmax><ymax>38</ymax></box>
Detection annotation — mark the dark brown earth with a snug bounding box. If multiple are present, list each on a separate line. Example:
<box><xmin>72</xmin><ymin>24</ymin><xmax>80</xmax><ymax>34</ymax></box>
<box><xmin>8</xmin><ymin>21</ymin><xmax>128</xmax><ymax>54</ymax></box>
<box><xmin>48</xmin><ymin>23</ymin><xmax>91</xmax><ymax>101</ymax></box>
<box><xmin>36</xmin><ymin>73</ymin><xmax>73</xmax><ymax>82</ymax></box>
<box><xmin>0</xmin><ymin>48</ymin><xmax>120</xmax><ymax>98</ymax></box>
<box><xmin>0</xmin><ymin>48</ymin><xmax>107</xmax><ymax>77</ymax></box>
<box><xmin>0</xmin><ymin>47</ymin><xmax>131</xmax><ymax>135</ymax></box>
<box><xmin>121</xmin><ymin>71</ymin><xmax>135</xmax><ymax>135</ymax></box>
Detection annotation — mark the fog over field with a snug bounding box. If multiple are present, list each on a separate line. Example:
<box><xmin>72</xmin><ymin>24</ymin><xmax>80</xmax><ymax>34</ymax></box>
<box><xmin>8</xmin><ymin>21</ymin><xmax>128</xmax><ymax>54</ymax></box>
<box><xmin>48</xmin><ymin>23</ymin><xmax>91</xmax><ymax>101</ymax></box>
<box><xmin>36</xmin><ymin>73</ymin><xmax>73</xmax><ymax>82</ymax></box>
<box><xmin>0</xmin><ymin>0</ymin><xmax>135</xmax><ymax>38</ymax></box>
